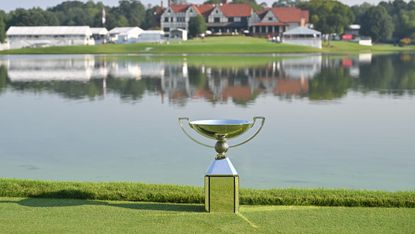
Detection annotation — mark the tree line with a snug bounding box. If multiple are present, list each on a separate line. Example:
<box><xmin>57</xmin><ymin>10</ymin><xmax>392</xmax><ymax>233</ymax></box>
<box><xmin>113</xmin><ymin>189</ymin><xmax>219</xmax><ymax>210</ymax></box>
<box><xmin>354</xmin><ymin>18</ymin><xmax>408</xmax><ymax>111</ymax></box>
<box><xmin>1</xmin><ymin>0</ymin><xmax>415</xmax><ymax>44</ymax></box>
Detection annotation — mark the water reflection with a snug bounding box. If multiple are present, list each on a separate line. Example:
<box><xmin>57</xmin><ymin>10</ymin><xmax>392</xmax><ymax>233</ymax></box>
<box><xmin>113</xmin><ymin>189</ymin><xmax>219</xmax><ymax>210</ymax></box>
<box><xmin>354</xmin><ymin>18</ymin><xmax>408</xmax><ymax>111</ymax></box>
<box><xmin>1</xmin><ymin>54</ymin><xmax>414</xmax><ymax>190</ymax></box>
<box><xmin>0</xmin><ymin>53</ymin><xmax>414</xmax><ymax>105</ymax></box>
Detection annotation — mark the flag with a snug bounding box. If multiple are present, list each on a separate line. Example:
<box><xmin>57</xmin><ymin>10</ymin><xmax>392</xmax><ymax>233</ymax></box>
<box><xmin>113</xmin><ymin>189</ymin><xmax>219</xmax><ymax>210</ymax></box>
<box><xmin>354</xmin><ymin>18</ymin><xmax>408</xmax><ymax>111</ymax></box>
<box><xmin>102</xmin><ymin>8</ymin><xmax>106</xmax><ymax>25</ymax></box>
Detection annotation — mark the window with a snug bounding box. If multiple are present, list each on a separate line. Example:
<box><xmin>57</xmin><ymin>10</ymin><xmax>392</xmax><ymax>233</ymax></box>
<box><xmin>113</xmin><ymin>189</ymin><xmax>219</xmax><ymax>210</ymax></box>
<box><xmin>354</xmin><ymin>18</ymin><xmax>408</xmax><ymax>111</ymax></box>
<box><xmin>177</xmin><ymin>17</ymin><xmax>185</xmax><ymax>22</ymax></box>
<box><xmin>164</xmin><ymin>17</ymin><xmax>169</xmax><ymax>22</ymax></box>
<box><xmin>214</xmin><ymin>17</ymin><xmax>220</xmax><ymax>23</ymax></box>
<box><xmin>228</xmin><ymin>17</ymin><xmax>234</xmax><ymax>22</ymax></box>
<box><xmin>171</xmin><ymin>17</ymin><xmax>174</xmax><ymax>22</ymax></box>
<box><xmin>268</xmin><ymin>17</ymin><xmax>273</xmax><ymax>21</ymax></box>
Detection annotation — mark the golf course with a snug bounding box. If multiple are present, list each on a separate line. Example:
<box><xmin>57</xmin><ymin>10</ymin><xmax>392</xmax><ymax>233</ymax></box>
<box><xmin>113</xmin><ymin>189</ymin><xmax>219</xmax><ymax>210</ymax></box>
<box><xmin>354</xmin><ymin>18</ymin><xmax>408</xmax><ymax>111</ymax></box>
<box><xmin>0</xmin><ymin>179</ymin><xmax>414</xmax><ymax>233</ymax></box>
<box><xmin>1</xmin><ymin>36</ymin><xmax>415</xmax><ymax>234</ymax></box>
<box><xmin>1</xmin><ymin>36</ymin><xmax>415</xmax><ymax>54</ymax></box>
<box><xmin>1</xmin><ymin>197</ymin><xmax>414</xmax><ymax>233</ymax></box>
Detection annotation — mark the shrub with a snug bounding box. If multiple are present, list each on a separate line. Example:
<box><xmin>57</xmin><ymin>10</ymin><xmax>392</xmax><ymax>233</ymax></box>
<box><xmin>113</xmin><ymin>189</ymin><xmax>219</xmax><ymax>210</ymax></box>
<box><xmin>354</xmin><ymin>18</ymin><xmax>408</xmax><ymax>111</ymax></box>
<box><xmin>399</xmin><ymin>37</ymin><xmax>411</xmax><ymax>46</ymax></box>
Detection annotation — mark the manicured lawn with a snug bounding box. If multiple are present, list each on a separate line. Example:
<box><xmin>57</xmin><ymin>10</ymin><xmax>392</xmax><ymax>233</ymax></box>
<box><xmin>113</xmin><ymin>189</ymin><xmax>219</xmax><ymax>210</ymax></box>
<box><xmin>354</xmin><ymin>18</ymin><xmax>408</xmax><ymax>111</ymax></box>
<box><xmin>2</xmin><ymin>36</ymin><xmax>414</xmax><ymax>54</ymax></box>
<box><xmin>0</xmin><ymin>197</ymin><xmax>414</xmax><ymax>233</ymax></box>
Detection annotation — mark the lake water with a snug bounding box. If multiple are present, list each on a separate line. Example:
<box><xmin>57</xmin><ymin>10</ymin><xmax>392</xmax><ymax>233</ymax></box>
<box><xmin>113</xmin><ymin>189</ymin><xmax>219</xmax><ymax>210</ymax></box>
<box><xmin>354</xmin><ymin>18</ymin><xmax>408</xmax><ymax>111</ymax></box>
<box><xmin>0</xmin><ymin>53</ymin><xmax>414</xmax><ymax>191</ymax></box>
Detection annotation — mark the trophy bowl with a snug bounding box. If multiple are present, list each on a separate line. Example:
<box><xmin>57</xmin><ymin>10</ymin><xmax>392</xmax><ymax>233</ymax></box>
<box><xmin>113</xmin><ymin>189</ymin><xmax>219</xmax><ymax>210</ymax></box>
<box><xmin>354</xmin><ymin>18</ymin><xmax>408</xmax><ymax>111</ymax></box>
<box><xmin>189</xmin><ymin>119</ymin><xmax>253</xmax><ymax>140</ymax></box>
<box><xmin>179</xmin><ymin>117</ymin><xmax>265</xmax><ymax>159</ymax></box>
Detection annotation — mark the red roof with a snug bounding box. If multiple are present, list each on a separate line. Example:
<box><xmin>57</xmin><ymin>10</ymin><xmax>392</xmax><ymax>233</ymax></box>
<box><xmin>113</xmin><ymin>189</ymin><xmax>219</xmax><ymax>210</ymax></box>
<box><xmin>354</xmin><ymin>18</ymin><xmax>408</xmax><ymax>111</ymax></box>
<box><xmin>195</xmin><ymin>4</ymin><xmax>215</xmax><ymax>16</ymax></box>
<box><xmin>170</xmin><ymin>4</ymin><xmax>191</xmax><ymax>13</ymax></box>
<box><xmin>220</xmin><ymin>4</ymin><xmax>252</xmax><ymax>17</ymax></box>
<box><xmin>271</xmin><ymin>7</ymin><xmax>309</xmax><ymax>23</ymax></box>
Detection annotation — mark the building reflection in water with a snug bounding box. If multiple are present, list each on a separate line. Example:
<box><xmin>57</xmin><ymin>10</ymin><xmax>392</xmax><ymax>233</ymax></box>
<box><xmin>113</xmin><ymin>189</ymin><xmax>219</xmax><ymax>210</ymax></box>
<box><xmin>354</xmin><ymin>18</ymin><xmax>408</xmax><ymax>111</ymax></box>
<box><xmin>5</xmin><ymin>53</ymin><xmax>413</xmax><ymax>104</ymax></box>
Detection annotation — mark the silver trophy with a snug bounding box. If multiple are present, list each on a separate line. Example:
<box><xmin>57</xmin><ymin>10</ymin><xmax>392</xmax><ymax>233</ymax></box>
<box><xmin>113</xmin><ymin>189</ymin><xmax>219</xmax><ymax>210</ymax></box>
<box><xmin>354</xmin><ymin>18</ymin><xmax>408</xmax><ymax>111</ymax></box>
<box><xmin>179</xmin><ymin>117</ymin><xmax>265</xmax><ymax>213</ymax></box>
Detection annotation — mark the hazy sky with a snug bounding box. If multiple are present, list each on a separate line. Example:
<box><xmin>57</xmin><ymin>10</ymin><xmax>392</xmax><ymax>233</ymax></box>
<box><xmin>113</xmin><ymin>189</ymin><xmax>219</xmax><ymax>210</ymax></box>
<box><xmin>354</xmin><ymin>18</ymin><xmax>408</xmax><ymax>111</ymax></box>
<box><xmin>0</xmin><ymin>0</ymin><xmax>390</xmax><ymax>12</ymax></box>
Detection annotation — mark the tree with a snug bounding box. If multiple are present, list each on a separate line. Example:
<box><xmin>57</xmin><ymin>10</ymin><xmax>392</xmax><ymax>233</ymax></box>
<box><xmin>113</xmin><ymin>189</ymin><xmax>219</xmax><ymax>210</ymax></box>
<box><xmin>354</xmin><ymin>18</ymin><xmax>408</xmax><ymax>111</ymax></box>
<box><xmin>142</xmin><ymin>7</ymin><xmax>159</xmax><ymax>30</ymax></box>
<box><xmin>171</xmin><ymin>0</ymin><xmax>187</xmax><ymax>4</ymax></box>
<box><xmin>360</xmin><ymin>6</ymin><xmax>394</xmax><ymax>42</ymax></box>
<box><xmin>272</xmin><ymin>0</ymin><xmax>301</xmax><ymax>7</ymax></box>
<box><xmin>7</xmin><ymin>8</ymin><xmax>59</xmax><ymax>26</ymax></box>
<box><xmin>0</xmin><ymin>11</ymin><xmax>6</xmax><ymax>43</ymax></box>
<box><xmin>232</xmin><ymin>0</ymin><xmax>261</xmax><ymax>10</ymax></box>
<box><xmin>351</xmin><ymin>2</ymin><xmax>372</xmax><ymax>24</ymax></box>
<box><xmin>400</xmin><ymin>9</ymin><xmax>415</xmax><ymax>38</ymax></box>
<box><xmin>116</xmin><ymin>0</ymin><xmax>145</xmax><ymax>26</ymax></box>
<box><xmin>299</xmin><ymin>0</ymin><xmax>354</xmax><ymax>35</ymax></box>
<box><xmin>188</xmin><ymin>15</ymin><xmax>207</xmax><ymax>38</ymax></box>
<box><xmin>204</xmin><ymin>0</ymin><xmax>222</xmax><ymax>3</ymax></box>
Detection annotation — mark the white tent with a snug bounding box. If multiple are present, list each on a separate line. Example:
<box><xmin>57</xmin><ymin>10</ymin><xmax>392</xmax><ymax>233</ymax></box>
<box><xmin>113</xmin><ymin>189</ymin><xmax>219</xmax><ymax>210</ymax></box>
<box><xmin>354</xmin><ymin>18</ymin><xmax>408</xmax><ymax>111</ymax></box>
<box><xmin>136</xmin><ymin>31</ymin><xmax>165</xmax><ymax>43</ymax></box>
<box><xmin>109</xmin><ymin>27</ymin><xmax>143</xmax><ymax>44</ymax></box>
<box><xmin>91</xmin><ymin>27</ymin><xmax>109</xmax><ymax>44</ymax></box>
<box><xmin>6</xmin><ymin>26</ymin><xmax>94</xmax><ymax>49</ymax></box>
<box><xmin>282</xmin><ymin>26</ymin><xmax>322</xmax><ymax>49</ymax></box>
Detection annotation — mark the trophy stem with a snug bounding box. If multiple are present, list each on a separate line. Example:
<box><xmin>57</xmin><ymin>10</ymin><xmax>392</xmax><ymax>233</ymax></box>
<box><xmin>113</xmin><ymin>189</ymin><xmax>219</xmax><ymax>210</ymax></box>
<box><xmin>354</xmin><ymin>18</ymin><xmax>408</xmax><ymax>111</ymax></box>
<box><xmin>214</xmin><ymin>135</ymin><xmax>229</xmax><ymax>159</ymax></box>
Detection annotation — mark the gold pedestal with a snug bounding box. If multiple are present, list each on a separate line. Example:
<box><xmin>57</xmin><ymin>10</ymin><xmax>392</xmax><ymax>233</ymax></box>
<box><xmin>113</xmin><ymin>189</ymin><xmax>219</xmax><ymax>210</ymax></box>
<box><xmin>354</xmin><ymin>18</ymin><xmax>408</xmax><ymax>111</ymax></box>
<box><xmin>204</xmin><ymin>175</ymin><xmax>239</xmax><ymax>213</ymax></box>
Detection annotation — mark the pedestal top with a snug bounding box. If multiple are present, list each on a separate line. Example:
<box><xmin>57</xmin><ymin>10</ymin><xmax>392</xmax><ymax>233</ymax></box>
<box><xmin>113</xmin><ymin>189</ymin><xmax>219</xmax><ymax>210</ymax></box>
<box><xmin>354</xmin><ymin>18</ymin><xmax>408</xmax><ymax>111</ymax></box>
<box><xmin>206</xmin><ymin>158</ymin><xmax>238</xmax><ymax>176</ymax></box>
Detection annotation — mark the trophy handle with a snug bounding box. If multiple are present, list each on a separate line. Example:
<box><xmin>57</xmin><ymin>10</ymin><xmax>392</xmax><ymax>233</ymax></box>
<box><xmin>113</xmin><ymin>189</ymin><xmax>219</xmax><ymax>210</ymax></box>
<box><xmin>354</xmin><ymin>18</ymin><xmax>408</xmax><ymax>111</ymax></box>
<box><xmin>178</xmin><ymin>117</ymin><xmax>214</xmax><ymax>148</ymax></box>
<box><xmin>229</xmin><ymin>116</ymin><xmax>265</xmax><ymax>148</ymax></box>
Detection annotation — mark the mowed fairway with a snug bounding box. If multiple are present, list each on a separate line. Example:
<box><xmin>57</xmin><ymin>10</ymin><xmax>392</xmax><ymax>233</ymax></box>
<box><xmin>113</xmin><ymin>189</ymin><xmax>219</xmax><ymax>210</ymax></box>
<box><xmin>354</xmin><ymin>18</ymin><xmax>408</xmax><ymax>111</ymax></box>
<box><xmin>0</xmin><ymin>197</ymin><xmax>414</xmax><ymax>234</ymax></box>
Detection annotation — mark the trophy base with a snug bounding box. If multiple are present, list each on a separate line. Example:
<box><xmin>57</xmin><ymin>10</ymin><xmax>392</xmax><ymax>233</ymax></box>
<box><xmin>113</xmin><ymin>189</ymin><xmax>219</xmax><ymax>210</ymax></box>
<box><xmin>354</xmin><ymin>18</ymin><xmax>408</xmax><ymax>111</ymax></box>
<box><xmin>204</xmin><ymin>158</ymin><xmax>239</xmax><ymax>213</ymax></box>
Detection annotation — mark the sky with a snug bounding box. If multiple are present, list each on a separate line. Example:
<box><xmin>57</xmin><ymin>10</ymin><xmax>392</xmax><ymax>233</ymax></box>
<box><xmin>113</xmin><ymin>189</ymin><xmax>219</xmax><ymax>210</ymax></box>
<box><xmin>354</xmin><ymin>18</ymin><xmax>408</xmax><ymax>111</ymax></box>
<box><xmin>0</xmin><ymin>0</ymin><xmax>390</xmax><ymax>12</ymax></box>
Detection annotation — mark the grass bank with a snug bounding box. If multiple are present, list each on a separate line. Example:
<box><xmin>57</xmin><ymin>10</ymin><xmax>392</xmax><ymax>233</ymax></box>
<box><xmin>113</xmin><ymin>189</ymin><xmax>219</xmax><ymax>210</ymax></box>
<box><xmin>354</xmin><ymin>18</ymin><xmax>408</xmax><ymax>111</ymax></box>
<box><xmin>1</xmin><ymin>179</ymin><xmax>414</xmax><ymax>208</ymax></box>
<box><xmin>1</xmin><ymin>36</ymin><xmax>415</xmax><ymax>55</ymax></box>
<box><xmin>0</xmin><ymin>197</ymin><xmax>414</xmax><ymax>233</ymax></box>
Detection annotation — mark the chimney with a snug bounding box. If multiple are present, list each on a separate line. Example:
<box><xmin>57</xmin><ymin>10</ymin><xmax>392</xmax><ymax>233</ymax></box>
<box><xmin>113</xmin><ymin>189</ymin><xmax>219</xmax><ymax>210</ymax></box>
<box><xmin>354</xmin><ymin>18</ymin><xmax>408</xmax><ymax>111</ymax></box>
<box><xmin>161</xmin><ymin>0</ymin><xmax>163</xmax><ymax>8</ymax></box>
<box><xmin>300</xmin><ymin>18</ymin><xmax>305</xmax><ymax>27</ymax></box>
<box><xmin>168</xmin><ymin>0</ymin><xmax>171</xmax><ymax>6</ymax></box>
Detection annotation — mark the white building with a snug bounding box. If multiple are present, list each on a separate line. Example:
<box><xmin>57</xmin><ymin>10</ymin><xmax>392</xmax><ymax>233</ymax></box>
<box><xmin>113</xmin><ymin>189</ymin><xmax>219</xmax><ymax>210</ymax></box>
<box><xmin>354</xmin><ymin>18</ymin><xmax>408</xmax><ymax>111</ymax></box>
<box><xmin>6</xmin><ymin>26</ymin><xmax>94</xmax><ymax>49</ymax></box>
<box><xmin>170</xmin><ymin>29</ymin><xmax>188</xmax><ymax>41</ymax></box>
<box><xmin>282</xmin><ymin>26</ymin><xmax>322</xmax><ymax>49</ymax></box>
<box><xmin>90</xmin><ymin>27</ymin><xmax>109</xmax><ymax>44</ymax></box>
<box><xmin>136</xmin><ymin>30</ymin><xmax>165</xmax><ymax>43</ymax></box>
<box><xmin>159</xmin><ymin>3</ymin><xmax>309</xmax><ymax>37</ymax></box>
<box><xmin>109</xmin><ymin>27</ymin><xmax>143</xmax><ymax>44</ymax></box>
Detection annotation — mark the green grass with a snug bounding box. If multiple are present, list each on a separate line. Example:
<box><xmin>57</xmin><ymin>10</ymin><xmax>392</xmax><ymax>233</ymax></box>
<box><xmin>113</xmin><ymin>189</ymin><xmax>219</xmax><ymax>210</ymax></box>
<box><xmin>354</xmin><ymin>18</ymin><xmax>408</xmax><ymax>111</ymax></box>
<box><xmin>2</xmin><ymin>36</ymin><xmax>414</xmax><ymax>55</ymax></box>
<box><xmin>0</xmin><ymin>197</ymin><xmax>414</xmax><ymax>233</ymax></box>
<box><xmin>321</xmin><ymin>41</ymin><xmax>415</xmax><ymax>53</ymax></box>
<box><xmin>1</xmin><ymin>179</ymin><xmax>414</xmax><ymax>208</ymax></box>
